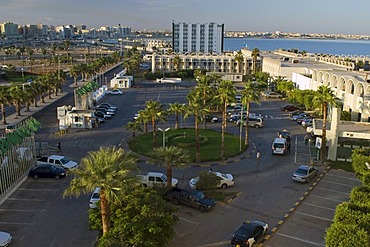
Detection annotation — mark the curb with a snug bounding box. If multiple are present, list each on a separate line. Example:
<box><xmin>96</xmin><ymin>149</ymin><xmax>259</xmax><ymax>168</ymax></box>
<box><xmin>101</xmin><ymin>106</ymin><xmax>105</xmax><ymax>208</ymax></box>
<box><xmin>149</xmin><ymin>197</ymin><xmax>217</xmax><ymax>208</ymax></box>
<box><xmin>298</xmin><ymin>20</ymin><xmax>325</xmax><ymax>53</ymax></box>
<box><xmin>261</xmin><ymin>165</ymin><xmax>331</xmax><ymax>244</ymax></box>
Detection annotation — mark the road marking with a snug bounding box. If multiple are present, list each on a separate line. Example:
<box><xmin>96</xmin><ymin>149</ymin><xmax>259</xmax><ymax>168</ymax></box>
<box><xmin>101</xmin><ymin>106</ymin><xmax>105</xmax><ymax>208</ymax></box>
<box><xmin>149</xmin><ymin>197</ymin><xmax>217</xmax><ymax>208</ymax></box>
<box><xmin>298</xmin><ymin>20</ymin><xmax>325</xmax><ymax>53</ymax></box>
<box><xmin>325</xmin><ymin>173</ymin><xmax>360</xmax><ymax>182</ymax></box>
<box><xmin>196</xmin><ymin>240</ymin><xmax>231</xmax><ymax>247</ymax></box>
<box><xmin>315</xmin><ymin>187</ymin><xmax>350</xmax><ymax>195</ymax></box>
<box><xmin>296</xmin><ymin>212</ymin><xmax>333</xmax><ymax>222</ymax></box>
<box><xmin>178</xmin><ymin>217</ymin><xmax>200</xmax><ymax>225</ymax></box>
<box><xmin>276</xmin><ymin>232</ymin><xmax>325</xmax><ymax>246</ymax></box>
<box><xmin>320</xmin><ymin>180</ymin><xmax>357</xmax><ymax>188</ymax></box>
<box><xmin>7</xmin><ymin>198</ymin><xmax>45</xmax><ymax>202</ymax></box>
<box><xmin>0</xmin><ymin>209</ymin><xmax>45</xmax><ymax>212</ymax></box>
<box><xmin>310</xmin><ymin>195</ymin><xmax>343</xmax><ymax>202</ymax></box>
<box><xmin>0</xmin><ymin>221</ymin><xmax>34</xmax><ymax>225</ymax></box>
<box><xmin>302</xmin><ymin>202</ymin><xmax>336</xmax><ymax>211</ymax></box>
<box><xmin>18</xmin><ymin>188</ymin><xmax>59</xmax><ymax>192</ymax></box>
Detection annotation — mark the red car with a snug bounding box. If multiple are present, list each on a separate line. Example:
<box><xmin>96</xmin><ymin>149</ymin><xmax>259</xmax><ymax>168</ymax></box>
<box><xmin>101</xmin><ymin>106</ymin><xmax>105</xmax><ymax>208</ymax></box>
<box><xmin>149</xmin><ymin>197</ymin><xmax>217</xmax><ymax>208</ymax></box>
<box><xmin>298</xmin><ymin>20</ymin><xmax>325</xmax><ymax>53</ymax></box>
<box><xmin>281</xmin><ymin>104</ymin><xmax>301</xmax><ymax>111</ymax></box>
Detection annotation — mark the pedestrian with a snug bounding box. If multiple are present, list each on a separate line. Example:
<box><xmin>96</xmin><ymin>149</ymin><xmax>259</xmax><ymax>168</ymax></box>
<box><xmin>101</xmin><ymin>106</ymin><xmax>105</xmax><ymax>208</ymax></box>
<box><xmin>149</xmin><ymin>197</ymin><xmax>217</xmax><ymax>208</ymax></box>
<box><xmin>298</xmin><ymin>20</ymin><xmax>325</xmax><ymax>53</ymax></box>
<box><xmin>304</xmin><ymin>134</ymin><xmax>310</xmax><ymax>145</ymax></box>
<box><xmin>57</xmin><ymin>142</ymin><xmax>61</xmax><ymax>153</ymax></box>
<box><xmin>256</xmin><ymin>150</ymin><xmax>261</xmax><ymax>164</ymax></box>
<box><xmin>287</xmin><ymin>141</ymin><xmax>291</xmax><ymax>153</ymax></box>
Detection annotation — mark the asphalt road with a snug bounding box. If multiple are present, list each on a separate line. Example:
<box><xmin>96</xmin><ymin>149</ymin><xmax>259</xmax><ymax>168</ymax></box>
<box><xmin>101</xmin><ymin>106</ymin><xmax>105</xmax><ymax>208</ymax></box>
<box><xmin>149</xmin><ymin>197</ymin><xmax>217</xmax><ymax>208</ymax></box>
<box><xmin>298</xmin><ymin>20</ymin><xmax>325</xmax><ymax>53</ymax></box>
<box><xmin>0</xmin><ymin>80</ymin><xmax>352</xmax><ymax>247</ymax></box>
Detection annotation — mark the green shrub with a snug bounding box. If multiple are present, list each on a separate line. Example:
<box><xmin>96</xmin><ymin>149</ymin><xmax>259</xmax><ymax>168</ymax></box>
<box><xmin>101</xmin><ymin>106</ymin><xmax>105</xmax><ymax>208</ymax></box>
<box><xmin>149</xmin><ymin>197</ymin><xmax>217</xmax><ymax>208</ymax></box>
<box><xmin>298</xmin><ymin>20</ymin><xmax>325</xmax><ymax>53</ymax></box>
<box><xmin>195</xmin><ymin>171</ymin><xmax>221</xmax><ymax>190</ymax></box>
<box><xmin>350</xmin><ymin>186</ymin><xmax>370</xmax><ymax>212</ymax></box>
<box><xmin>351</xmin><ymin>148</ymin><xmax>370</xmax><ymax>185</ymax></box>
<box><xmin>325</xmin><ymin>222</ymin><xmax>369</xmax><ymax>247</ymax></box>
<box><xmin>334</xmin><ymin>202</ymin><xmax>370</xmax><ymax>232</ymax></box>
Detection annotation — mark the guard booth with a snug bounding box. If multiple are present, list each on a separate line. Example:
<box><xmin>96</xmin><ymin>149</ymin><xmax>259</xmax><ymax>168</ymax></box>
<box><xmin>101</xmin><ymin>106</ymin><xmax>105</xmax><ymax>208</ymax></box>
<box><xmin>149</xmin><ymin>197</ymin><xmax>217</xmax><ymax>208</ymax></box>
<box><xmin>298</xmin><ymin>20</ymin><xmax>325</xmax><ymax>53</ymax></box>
<box><xmin>57</xmin><ymin>106</ymin><xmax>96</xmax><ymax>130</ymax></box>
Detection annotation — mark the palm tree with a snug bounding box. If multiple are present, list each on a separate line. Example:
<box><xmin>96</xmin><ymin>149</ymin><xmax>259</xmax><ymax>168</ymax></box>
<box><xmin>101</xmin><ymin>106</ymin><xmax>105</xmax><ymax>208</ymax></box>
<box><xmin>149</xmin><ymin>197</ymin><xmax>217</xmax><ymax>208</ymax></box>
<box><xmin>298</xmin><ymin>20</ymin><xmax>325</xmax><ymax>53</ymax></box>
<box><xmin>64</xmin><ymin>146</ymin><xmax>139</xmax><ymax>235</ymax></box>
<box><xmin>312</xmin><ymin>85</ymin><xmax>340</xmax><ymax>162</ymax></box>
<box><xmin>9</xmin><ymin>85</ymin><xmax>25</xmax><ymax>117</ymax></box>
<box><xmin>125</xmin><ymin>121</ymin><xmax>142</xmax><ymax>137</ymax></box>
<box><xmin>135</xmin><ymin>109</ymin><xmax>150</xmax><ymax>133</ymax></box>
<box><xmin>173</xmin><ymin>54</ymin><xmax>182</xmax><ymax>71</ymax></box>
<box><xmin>195</xmin><ymin>75</ymin><xmax>212</xmax><ymax>129</ymax></box>
<box><xmin>251</xmin><ymin>48</ymin><xmax>260</xmax><ymax>75</ymax></box>
<box><xmin>168</xmin><ymin>102</ymin><xmax>185</xmax><ymax>129</ymax></box>
<box><xmin>144</xmin><ymin>100</ymin><xmax>166</xmax><ymax>148</ymax></box>
<box><xmin>234</xmin><ymin>50</ymin><xmax>244</xmax><ymax>74</ymax></box>
<box><xmin>0</xmin><ymin>86</ymin><xmax>11</xmax><ymax>124</ymax></box>
<box><xmin>184</xmin><ymin>89</ymin><xmax>207</xmax><ymax>163</ymax></box>
<box><xmin>241</xmin><ymin>81</ymin><xmax>261</xmax><ymax>146</ymax></box>
<box><xmin>214</xmin><ymin>80</ymin><xmax>236</xmax><ymax>160</ymax></box>
<box><xmin>151</xmin><ymin>146</ymin><xmax>189</xmax><ymax>189</ymax></box>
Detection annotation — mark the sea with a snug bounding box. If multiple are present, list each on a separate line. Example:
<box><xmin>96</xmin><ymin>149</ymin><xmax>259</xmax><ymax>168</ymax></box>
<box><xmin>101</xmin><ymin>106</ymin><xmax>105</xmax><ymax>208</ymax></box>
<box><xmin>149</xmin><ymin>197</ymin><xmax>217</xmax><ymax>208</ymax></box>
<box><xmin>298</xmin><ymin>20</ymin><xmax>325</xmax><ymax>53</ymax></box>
<box><xmin>223</xmin><ymin>38</ymin><xmax>370</xmax><ymax>56</ymax></box>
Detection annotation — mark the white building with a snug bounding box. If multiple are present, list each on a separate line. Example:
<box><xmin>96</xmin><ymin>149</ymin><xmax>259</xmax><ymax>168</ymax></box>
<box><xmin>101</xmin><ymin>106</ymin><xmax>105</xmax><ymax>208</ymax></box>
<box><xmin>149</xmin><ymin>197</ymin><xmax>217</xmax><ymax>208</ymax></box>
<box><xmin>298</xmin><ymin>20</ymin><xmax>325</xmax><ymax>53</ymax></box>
<box><xmin>172</xmin><ymin>21</ymin><xmax>224</xmax><ymax>54</ymax></box>
<box><xmin>110</xmin><ymin>69</ymin><xmax>133</xmax><ymax>88</ymax></box>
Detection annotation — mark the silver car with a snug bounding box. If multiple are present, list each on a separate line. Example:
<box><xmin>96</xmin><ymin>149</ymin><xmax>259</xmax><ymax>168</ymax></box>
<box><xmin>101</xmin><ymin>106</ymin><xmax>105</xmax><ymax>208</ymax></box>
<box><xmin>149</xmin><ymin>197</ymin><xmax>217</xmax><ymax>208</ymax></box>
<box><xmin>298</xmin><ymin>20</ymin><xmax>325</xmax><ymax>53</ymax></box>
<box><xmin>292</xmin><ymin>165</ymin><xmax>318</xmax><ymax>183</ymax></box>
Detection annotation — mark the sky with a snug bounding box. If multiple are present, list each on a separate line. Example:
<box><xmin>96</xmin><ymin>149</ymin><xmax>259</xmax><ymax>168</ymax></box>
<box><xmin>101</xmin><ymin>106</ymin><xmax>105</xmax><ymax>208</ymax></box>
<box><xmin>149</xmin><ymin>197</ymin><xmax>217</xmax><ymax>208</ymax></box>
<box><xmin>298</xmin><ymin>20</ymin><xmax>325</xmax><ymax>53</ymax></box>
<box><xmin>1</xmin><ymin>0</ymin><xmax>370</xmax><ymax>35</ymax></box>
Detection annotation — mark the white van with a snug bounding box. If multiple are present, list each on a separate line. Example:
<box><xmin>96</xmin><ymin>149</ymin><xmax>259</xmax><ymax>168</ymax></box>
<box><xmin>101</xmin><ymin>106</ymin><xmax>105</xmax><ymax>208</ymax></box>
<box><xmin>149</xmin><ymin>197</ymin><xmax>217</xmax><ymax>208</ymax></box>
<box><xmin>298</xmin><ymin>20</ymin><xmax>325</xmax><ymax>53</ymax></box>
<box><xmin>238</xmin><ymin>116</ymin><xmax>264</xmax><ymax>128</ymax></box>
<box><xmin>272</xmin><ymin>138</ymin><xmax>287</xmax><ymax>155</ymax></box>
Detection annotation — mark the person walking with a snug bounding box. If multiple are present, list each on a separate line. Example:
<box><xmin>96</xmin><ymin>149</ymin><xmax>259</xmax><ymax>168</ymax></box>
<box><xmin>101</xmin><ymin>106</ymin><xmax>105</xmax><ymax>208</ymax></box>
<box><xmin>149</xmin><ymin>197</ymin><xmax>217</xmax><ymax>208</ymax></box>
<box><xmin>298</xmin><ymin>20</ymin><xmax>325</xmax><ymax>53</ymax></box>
<box><xmin>57</xmin><ymin>142</ymin><xmax>61</xmax><ymax>153</ymax></box>
<box><xmin>256</xmin><ymin>150</ymin><xmax>261</xmax><ymax>164</ymax></box>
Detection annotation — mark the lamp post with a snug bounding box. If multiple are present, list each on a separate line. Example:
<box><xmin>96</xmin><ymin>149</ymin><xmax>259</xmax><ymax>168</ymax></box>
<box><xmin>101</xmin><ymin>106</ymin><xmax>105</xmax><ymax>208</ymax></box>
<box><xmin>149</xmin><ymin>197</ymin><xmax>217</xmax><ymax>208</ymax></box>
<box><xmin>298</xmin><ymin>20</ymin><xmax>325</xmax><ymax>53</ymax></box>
<box><xmin>21</xmin><ymin>67</ymin><xmax>24</xmax><ymax>81</ymax></box>
<box><xmin>158</xmin><ymin>127</ymin><xmax>170</xmax><ymax>148</ymax></box>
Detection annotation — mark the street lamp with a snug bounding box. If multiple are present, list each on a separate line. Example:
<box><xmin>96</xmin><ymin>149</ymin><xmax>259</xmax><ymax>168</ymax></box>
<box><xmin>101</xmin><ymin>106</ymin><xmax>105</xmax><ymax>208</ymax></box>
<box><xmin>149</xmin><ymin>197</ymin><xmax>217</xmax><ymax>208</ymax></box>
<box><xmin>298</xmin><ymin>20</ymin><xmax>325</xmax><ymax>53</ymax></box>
<box><xmin>158</xmin><ymin>127</ymin><xmax>170</xmax><ymax>148</ymax></box>
<box><xmin>21</xmin><ymin>67</ymin><xmax>24</xmax><ymax>81</ymax></box>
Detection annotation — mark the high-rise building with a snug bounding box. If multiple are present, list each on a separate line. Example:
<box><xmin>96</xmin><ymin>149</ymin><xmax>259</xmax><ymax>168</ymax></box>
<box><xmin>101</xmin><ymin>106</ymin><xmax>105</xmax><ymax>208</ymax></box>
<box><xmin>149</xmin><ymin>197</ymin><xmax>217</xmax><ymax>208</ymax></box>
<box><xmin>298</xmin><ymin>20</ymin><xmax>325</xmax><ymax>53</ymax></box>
<box><xmin>0</xmin><ymin>22</ymin><xmax>20</xmax><ymax>38</ymax></box>
<box><xmin>172</xmin><ymin>21</ymin><xmax>224</xmax><ymax>54</ymax></box>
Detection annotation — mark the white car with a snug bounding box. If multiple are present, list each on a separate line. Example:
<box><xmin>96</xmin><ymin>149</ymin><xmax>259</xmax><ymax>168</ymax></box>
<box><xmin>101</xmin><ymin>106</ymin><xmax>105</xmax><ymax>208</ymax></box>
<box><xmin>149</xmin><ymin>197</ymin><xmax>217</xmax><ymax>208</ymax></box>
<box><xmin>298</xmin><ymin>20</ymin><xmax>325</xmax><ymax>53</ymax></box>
<box><xmin>189</xmin><ymin>171</ymin><xmax>234</xmax><ymax>189</ymax></box>
<box><xmin>107</xmin><ymin>89</ymin><xmax>123</xmax><ymax>95</ymax></box>
<box><xmin>0</xmin><ymin>230</ymin><xmax>12</xmax><ymax>247</ymax></box>
<box><xmin>262</xmin><ymin>91</ymin><xmax>282</xmax><ymax>99</ymax></box>
<box><xmin>89</xmin><ymin>187</ymin><xmax>100</xmax><ymax>209</ymax></box>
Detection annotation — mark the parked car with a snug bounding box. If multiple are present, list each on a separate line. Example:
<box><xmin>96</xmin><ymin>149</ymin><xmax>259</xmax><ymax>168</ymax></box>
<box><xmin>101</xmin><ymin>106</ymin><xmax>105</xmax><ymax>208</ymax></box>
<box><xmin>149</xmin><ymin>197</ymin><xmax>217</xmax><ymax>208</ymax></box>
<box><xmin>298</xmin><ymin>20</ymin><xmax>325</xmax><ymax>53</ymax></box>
<box><xmin>262</xmin><ymin>91</ymin><xmax>282</xmax><ymax>99</ymax></box>
<box><xmin>189</xmin><ymin>171</ymin><xmax>235</xmax><ymax>189</ymax></box>
<box><xmin>29</xmin><ymin>164</ymin><xmax>66</xmax><ymax>179</ymax></box>
<box><xmin>89</xmin><ymin>187</ymin><xmax>100</xmax><ymax>209</ymax></box>
<box><xmin>297</xmin><ymin>116</ymin><xmax>313</xmax><ymax>125</ymax></box>
<box><xmin>95</xmin><ymin>111</ymin><xmax>111</xmax><ymax>119</ymax></box>
<box><xmin>97</xmin><ymin>104</ymin><xmax>116</xmax><ymax>112</ymax></box>
<box><xmin>205</xmin><ymin>115</ymin><xmax>218</xmax><ymax>123</ymax></box>
<box><xmin>292</xmin><ymin>165</ymin><xmax>318</xmax><ymax>183</ymax></box>
<box><xmin>301</xmin><ymin>118</ymin><xmax>313</xmax><ymax>127</ymax></box>
<box><xmin>163</xmin><ymin>187</ymin><xmax>216</xmax><ymax>212</ymax></box>
<box><xmin>98</xmin><ymin>103</ymin><xmax>117</xmax><ymax>111</ymax></box>
<box><xmin>231</xmin><ymin>220</ymin><xmax>269</xmax><ymax>247</ymax></box>
<box><xmin>107</xmin><ymin>89</ymin><xmax>123</xmax><ymax>95</ymax></box>
<box><xmin>95</xmin><ymin>107</ymin><xmax>115</xmax><ymax>115</ymax></box>
<box><xmin>290</xmin><ymin>110</ymin><xmax>304</xmax><ymax>117</ymax></box>
<box><xmin>281</xmin><ymin>104</ymin><xmax>301</xmax><ymax>111</ymax></box>
<box><xmin>36</xmin><ymin>155</ymin><xmax>78</xmax><ymax>170</ymax></box>
<box><xmin>0</xmin><ymin>230</ymin><xmax>12</xmax><ymax>247</ymax></box>
<box><xmin>292</xmin><ymin>113</ymin><xmax>310</xmax><ymax>121</ymax></box>
<box><xmin>133</xmin><ymin>113</ymin><xmax>140</xmax><ymax>121</ymax></box>
<box><xmin>96</xmin><ymin>117</ymin><xmax>105</xmax><ymax>124</ymax></box>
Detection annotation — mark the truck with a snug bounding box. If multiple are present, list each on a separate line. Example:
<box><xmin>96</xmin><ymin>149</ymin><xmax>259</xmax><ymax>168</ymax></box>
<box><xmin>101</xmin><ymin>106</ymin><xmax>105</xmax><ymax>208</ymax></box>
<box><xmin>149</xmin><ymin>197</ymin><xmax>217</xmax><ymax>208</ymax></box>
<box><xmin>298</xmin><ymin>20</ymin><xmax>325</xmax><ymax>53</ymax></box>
<box><xmin>163</xmin><ymin>187</ymin><xmax>216</xmax><ymax>212</ymax></box>
<box><xmin>36</xmin><ymin>155</ymin><xmax>78</xmax><ymax>170</ymax></box>
<box><xmin>137</xmin><ymin>172</ymin><xmax>178</xmax><ymax>188</ymax></box>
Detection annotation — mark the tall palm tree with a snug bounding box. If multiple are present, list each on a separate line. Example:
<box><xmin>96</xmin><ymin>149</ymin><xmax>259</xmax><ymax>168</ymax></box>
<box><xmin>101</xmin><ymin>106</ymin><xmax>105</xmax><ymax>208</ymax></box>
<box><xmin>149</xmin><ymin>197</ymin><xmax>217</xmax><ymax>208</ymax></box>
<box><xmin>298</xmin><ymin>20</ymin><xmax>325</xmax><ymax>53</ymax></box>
<box><xmin>173</xmin><ymin>54</ymin><xmax>182</xmax><ymax>71</ymax></box>
<box><xmin>168</xmin><ymin>102</ymin><xmax>185</xmax><ymax>129</ymax></box>
<box><xmin>144</xmin><ymin>100</ymin><xmax>166</xmax><ymax>148</ymax></box>
<box><xmin>64</xmin><ymin>146</ymin><xmax>139</xmax><ymax>235</ymax></box>
<box><xmin>234</xmin><ymin>50</ymin><xmax>244</xmax><ymax>74</ymax></box>
<box><xmin>241</xmin><ymin>81</ymin><xmax>261</xmax><ymax>146</ymax></box>
<box><xmin>251</xmin><ymin>48</ymin><xmax>260</xmax><ymax>75</ymax></box>
<box><xmin>151</xmin><ymin>146</ymin><xmax>189</xmax><ymax>189</ymax></box>
<box><xmin>9</xmin><ymin>85</ymin><xmax>25</xmax><ymax>117</ymax></box>
<box><xmin>312</xmin><ymin>85</ymin><xmax>340</xmax><ymax>162</ymax></box>
<box><xmin>214</xmin><ymin>80</ymin><xmax>236</xmax><ymax>160</ymax></box>
<box><xmin>135</xmin><ymin>109</ymin><xmax>150</xmax><ymax>133</ymax></box>
<box><xmin>0</xmin><ymin>86</ymin><xmax>11</xmax><ymax>124</ymax></box>
<box><xmin>195</xmin><ymin>75</ymin><xmax>212</xmax><ymax>129</ymax></box>
<box><xmin>125</xmin><ymin>121</ymin><xmax>142</xmax><ymax>138</ymax></box>
<box><xmin>184</xmin><ymin>89</ymin><xmax>207</xmax><ymax>163</ymax></box>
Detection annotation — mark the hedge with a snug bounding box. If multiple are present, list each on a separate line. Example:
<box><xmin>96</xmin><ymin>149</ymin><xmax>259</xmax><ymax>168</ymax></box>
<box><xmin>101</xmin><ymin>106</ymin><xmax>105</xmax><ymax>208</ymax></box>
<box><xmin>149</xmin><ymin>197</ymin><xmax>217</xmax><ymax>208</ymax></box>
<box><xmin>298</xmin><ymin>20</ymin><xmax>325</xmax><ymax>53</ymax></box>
<box><xmin>325</xmin><ymin>222</ymin><xmax>369</xmax><ymax>247</ymax></box>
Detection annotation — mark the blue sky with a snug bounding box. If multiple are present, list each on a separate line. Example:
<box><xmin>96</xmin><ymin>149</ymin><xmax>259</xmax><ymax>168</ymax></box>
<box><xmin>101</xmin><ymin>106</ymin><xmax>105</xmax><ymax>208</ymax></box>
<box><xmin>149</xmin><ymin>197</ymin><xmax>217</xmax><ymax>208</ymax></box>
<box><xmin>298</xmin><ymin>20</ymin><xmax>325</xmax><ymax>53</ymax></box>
<box><xmin>1</xmin><ymin>0</ymin><xmax>370</xmax><ymax>35</ymax></box>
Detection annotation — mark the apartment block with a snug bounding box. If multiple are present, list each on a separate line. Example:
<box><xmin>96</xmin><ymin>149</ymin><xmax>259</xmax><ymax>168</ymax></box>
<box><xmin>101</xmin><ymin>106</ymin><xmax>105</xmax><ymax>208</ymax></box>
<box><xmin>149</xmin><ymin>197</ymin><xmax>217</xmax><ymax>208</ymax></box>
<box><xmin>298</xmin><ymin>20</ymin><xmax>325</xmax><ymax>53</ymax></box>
<box><xmin>172</xmin><ymin>21</ymin><xmax>224</xmax><ymax>54</ymax></box>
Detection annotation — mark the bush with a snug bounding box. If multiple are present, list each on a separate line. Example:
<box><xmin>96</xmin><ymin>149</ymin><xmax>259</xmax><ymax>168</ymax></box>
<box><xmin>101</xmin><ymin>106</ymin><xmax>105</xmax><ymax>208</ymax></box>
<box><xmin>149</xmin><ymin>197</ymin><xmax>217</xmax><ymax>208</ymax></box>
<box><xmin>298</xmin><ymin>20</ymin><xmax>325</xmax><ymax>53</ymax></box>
<box><xmin>195</xmin><ymin>171</ymin><xmax>221</xmax><ymax>190</ymax></box>
<box><xmin>333</xmin><ymin>202</ymin><xmax>370</xmax><ymax>232</ymax></box>
<box><xmin>350</xmin><ymin>186</ymin><xmax>370</xmax><ymax>212</ymax></box>
<box><xmin>351</xmin><ymin>148</ymin><xmax>370</xmax><ymax>185</ymax></box>
<box><xmin>325</xmin><ymin>222</ymin><xmax>369</xmax><ymax>247</ymax></box>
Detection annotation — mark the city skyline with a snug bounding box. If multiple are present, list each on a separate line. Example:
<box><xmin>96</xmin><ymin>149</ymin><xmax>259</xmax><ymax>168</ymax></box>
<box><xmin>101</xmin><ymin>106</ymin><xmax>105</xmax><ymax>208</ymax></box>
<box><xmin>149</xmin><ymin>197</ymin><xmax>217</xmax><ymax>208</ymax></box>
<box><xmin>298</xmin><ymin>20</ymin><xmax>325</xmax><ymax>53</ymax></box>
<box><xmin>2</xmin><ymin>0</ymin><xmax>370</xmax><ymax>36</ymax></box>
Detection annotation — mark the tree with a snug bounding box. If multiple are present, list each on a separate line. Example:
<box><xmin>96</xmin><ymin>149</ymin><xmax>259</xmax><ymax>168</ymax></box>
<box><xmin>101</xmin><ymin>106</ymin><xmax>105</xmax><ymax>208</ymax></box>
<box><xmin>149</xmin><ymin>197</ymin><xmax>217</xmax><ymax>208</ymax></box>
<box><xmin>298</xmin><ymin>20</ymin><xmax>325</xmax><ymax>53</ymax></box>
<box><xmin>195</xmin><ymin>75</ymin><xmax>213</xmax><ymax>129</ymax></box>
<box><xmin>312</xmin><ymin>85</ymin><xmax>340</xmax><ymax>162</ymax></box>
<box><xmin>214</xmin><ymin>80</ymin><xmax>236</xmax><ymax>160</ymax></box>
<box><xmin>0</xmin><ymin>86</ymin><xmax>11</xmax><ymax>124</ymax></box>
<box><xmin>144</xmin><ymin>100</ymin><xmax>166</xmax><ymax>148</ymax></box>
<box><xmin>70</xmin><ymin>64</ymin><xmax>80</xmax><ymax>86</ymax></box>
<box><xmin>9</xmin><ymin>85</ymin><xmax>25</xmax><ymax>117</ymax></box>
<box><xmin>173</xmin><ymin>54</ymin><xmax>181</xmax><ymax>71</ymax></box>
<box><xmin>234</xmin><ymin>50</ymin><xmax>244</xmax><ymax>74</ymax></box>
<box><xmin>63</xmin><ymin>146</ymin><xmax>139</xmax><ymax>235</ymax></box>
<box><xmin>125</xmin><ymin>121</ymin><xmax>142</xmax><ymax>138</ymax></box>
<box><xmin>168</xmin><ymin>102</ymin><xmax>185</xmax><ymax>129</ymax></box>
<box><xmin>251</xmin><ymin>48</ymin><xmax>260</xmax><ymax>74</ymax></box>
<box><xmin>151</xmin><ymin>146</ymin><xmax>189</xmax><ymax>189</ymax></box>
<box><xmin>241</xmin><ymin>81</ymin><xmax>261</xmax><ymax>146</ymax></box>
<box><xmin>90</xmin><ymin>187</ymin><xmax>178</xmax><ymax>247</ymax></box>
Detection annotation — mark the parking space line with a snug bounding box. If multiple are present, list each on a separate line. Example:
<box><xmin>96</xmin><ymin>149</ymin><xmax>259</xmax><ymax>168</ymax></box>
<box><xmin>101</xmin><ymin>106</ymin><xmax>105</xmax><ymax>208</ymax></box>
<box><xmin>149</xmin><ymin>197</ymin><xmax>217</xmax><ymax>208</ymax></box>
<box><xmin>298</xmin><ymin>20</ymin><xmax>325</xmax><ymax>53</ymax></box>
<box><xmin>7</xmin><ymin>198</ymin><xmax>45</xmax><ymax>202</ymax></box>
<box><xmin>296</xmin><ymin>212</ymin><xmax>333</xmax><ymax>222</ymax></box>
<box><xmin>310</xmin><ymin>195</ymin><xmax>343</xmax><ymax>203</ymax></box>
<box><xmin>179</xmin><ymin>217</ymin><xmax>200</xmax><ymax>225</ymax></box>
<box><xmin>315</xmin><ymin>187</ymin><xmax>350</xmax><ymax>195</ymax></box>
<box><xmin>196</xmin><ymin>240</ymin><xmax>231</xmax><ymax>247</ymax></box>
<box><xmin>320</xmin><ymin>180</ymin><xmax>357</xmax><ymax>188</ymax></box>
<box><xmin>276</xmin><ymin>232</ymin><xmax>325</xmax><ymax>246</ymax></box>
<box><xmin>325</xmin><ymin>173</ymin><xmax>359</xmax><ymax>181</ymax></box>
<box><xmin>0</xmin><ymin>209</ymin><xmax>45</xmax><ymax>212</ymax></box>
<box><xmin>18</xmin><ymin>188</ymin><xmax>59</xmax><ymax>192</ymax></box>
<box><xmin>0</xmin><ymin>221</ymin><xmax>34</xmax><ymax>225</ymax></box>
<box><xmin>303</xmin><ymin>202</ymin><xmax>335</xmax><ymax>211</ymax></box>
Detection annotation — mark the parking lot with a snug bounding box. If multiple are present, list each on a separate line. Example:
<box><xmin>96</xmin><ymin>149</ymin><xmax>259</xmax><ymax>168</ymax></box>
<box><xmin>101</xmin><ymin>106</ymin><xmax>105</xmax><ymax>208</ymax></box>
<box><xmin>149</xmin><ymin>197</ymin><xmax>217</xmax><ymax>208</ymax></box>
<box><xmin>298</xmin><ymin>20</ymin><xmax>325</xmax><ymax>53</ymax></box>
<box><xmin>264</xmin><ymin>168</ymin><xmax>361</xmax><ymax>247</ymax></box>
